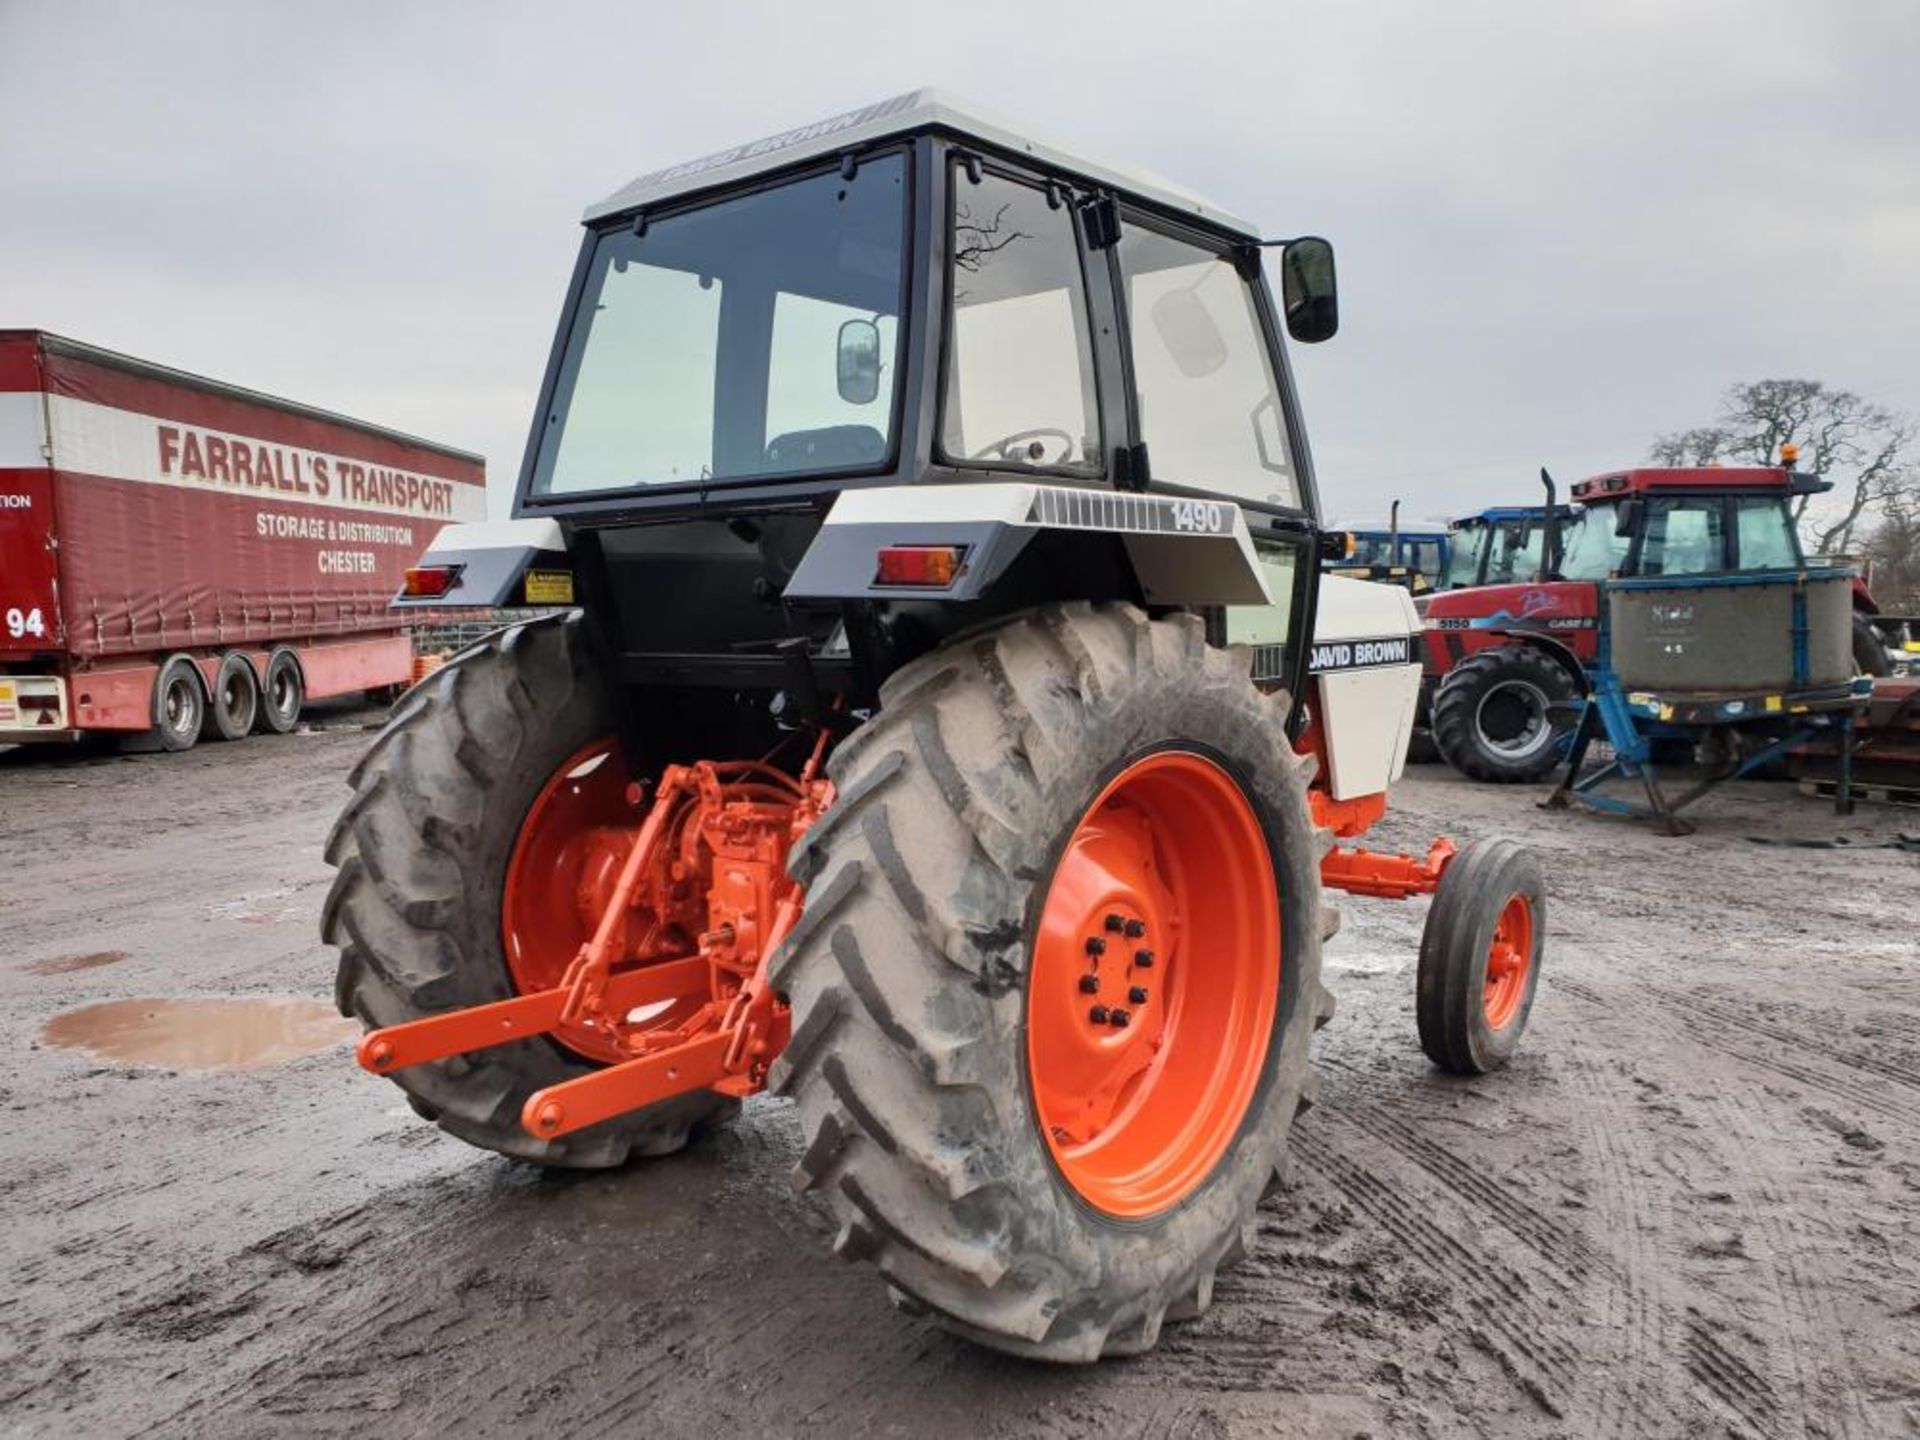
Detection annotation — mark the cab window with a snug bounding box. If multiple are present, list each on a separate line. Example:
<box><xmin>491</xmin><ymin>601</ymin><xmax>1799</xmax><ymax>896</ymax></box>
<box><xmin>1733</xmin><ymin>495</ymin><xmax>1800</xmax><ymax>570</ymax></box>
<box><xmin>939</xmin><ymin>167</ymin><xmax>1101</xmax><ymax>472</ymax></box>
<box><xmin>1640</xmin><ymin>497</ymin><xmax>1728</xmax><ymax>576</ymax></box>
<box><xmin>1442</xmin><ymin>529</ymin><xmax>1484</xmax><ymax>588</ymax></box>
<box><xmin>1484</xmin><ymin>522</ymin><xmax>1545</xmax><ymax>585</ymax></box>
<box><xmin>1557</xmin><ymin>506</ymin><xmax>1632</xmax><ymax>580</ymax></box>
<box><xmin>1116</xmin><ymin>225</ymin><xmax>1296</xmax><ymax>508</ymax></box>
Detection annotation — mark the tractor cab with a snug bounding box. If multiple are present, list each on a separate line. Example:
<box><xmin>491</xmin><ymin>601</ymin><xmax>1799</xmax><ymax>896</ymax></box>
<box><xmin>1441</xmin><ymin>505</ymin><xmax>1558</xmax><ymax>591</ymax></box>
<box><xmin>1559</xmin><ymin>466</ymin><xmax>1817</xmax><ymax>579</ymax></box>
<box><xmin>401</xmin><ymin>91</ymin><xmax>1348</xmax><ymax>730</ymax></box>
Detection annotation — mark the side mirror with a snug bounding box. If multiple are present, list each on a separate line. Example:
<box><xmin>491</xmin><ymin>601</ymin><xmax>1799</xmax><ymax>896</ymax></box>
<box><xmin>1150</xmin><ymin>287</ymin><xmax>1228</xmax><ymax>378</ymax></box>
<box><xmin>835</xmin><ymin>319</ymin><xmax>881</xmax><ymax>405</ymax></box>
<box><xmin>1613</xmin><ymin>499</ymin><xmax>1642</xmax><ymax>537</ymax></box>
<box><xmin>1280</xmin><ymin>236</ymin><xmax>1338</xmax><ymax>344</ymax></box>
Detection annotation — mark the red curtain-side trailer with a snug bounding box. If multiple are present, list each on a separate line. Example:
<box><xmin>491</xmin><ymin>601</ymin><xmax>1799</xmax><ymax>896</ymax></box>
<box><xmin>0</xmin><ymin>331</ymin><xmax>484</xmax><ymax>748</ymax></box>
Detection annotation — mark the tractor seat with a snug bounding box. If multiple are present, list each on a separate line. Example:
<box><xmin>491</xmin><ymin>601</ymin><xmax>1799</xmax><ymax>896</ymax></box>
<box><xmin>765</xmin><ymin>425</ymin><xmax>886</xmax><ymax>473</ymax></box>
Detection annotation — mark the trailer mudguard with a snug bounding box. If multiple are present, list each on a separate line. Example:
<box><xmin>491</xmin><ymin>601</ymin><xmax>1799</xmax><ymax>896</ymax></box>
<box><xmin>391</xmin><ymin>519</ymin><xmax>573</xmax><ymax>609</ymax></box>
<box><xmin>782</xmin><ymin>483</ymin><xmax>1272</xmax><ymax>606</ymax></box>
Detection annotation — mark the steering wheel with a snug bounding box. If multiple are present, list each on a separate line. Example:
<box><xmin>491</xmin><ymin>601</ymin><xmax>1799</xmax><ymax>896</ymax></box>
<box><xmin>969</xmin><ymin>428</ymin><xmax>1076</xmax><ymax>465</ymax></box>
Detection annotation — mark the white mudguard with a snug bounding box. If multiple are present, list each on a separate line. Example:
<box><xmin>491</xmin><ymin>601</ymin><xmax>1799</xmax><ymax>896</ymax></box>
<box><xmin>1309</xmin><ymin>575</ymin><xmax>1424</xmax><ymax>799</ymax></box>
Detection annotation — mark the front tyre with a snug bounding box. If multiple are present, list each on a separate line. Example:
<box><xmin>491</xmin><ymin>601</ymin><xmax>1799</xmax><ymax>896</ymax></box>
<box><xmin>1431</xmin><ymin>645</ymin><xmax>1576</xmax><ymax>783</ymax></box>
<box><xmin>769</xmin><ymin>603</ymin><xmax>1331</xmax><ymax>1361</ymax></box>
<box><xmin>1416</xmin><ymin>838</ymin><xmax>1545</xmax><ymax>1074</ymax></box>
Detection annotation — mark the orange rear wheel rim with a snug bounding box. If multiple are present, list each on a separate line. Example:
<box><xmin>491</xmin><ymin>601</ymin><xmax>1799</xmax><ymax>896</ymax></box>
<box><xmin>1027</xmin><ymin>750</ymin><xmax>1280</xmax><ymax>1219</ymax></box>
<box><xmin>1482</xmin><ymin>893</ymin><xmax>1534</xmax><ymax>1030</ymax></box>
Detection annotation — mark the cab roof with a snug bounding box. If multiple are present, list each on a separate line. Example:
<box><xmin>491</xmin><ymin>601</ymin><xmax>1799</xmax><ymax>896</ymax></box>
<box><xmin>1569</xmin><ymin>466</ymin><xmax>1818</xmax><ymax>499</ymax></box>
<box><xmin>585</xmin><ymin>89</ymin><xmax>1258</xmax><ymax>237</ymax></box>
<box><xmin>1451</xmin><ymin>504</ymin><xmax>1548</xmax><ymax>528</ymax></box>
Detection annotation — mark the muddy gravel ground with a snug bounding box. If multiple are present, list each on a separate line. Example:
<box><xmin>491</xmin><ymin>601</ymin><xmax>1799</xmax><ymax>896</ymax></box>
<box><xmin>2</xmin><ymin>717</ymin><xmax>1918</xmax><ymax>1438</ymax></box>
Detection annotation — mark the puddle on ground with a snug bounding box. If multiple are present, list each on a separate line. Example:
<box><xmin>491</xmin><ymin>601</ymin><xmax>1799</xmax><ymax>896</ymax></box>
<box><xmin>40</xmin><ymin>997</ymin><xmax>359</xmax><ymax>1071</ymax></box>
<box><xmin>27</xmin><ymin>950</ymin><xmax>128</xmax><ymax>976</ymax></box>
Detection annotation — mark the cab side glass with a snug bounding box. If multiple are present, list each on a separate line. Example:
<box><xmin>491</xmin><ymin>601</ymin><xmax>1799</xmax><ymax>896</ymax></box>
<box><xmin>1281</xmin><ymin>237</ymin><xmax>1338</xmax><ymax>344</ymax></box>
<box><xmin>938</xmin><ymin>165</ymin><xmax>1101</xmax><ymax>471</ymax></box>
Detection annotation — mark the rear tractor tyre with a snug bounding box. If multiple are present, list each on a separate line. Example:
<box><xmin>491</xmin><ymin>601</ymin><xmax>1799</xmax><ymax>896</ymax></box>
<box><xmin>322</xmin><ymin>613</ymin><xmax>737</xmax><ymax>1167</ymax></box>
<box><xmin>1416</xmin><ymin>838</ymin><xmax>1544</xmax><ymax>1075</ymax></box>
<box><xmin>1431</xmin><ymin>645</ymin><xmax>1576</xmax><ymax>784</ymax></box>
<box><xmin>769</xmin><ymin>603</ymin><xmax>1331</xmax><ymax>1361</ymax></box>
<box><xmin>205</xmin><ymin>652</ymin><xmax>260</xmax><ymax>741</ymax></box>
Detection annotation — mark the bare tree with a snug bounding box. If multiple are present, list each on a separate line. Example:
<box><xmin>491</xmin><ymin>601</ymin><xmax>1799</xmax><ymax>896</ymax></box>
<box><xmin>1862</xmin><ymin>491</ymin><xmax>1920</xmax><ymax>611</ymax></box>
<box><xmin>1651</xmin><ymin>379</ymin><xmax>1915</xmax><ymax>555</ymax></box>
<box><xmin>952</xmin><ymin>203</ymin><xmax>1028</xmax><ymax>274</ymax></box>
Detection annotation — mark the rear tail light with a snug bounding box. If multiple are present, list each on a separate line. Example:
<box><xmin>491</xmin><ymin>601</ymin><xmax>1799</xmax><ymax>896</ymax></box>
<box><xmin>402</xmin><ymin>564</ymin><xmax>463</xmax><ymax>598</ymax></box>
<box><xmin>874</xmin><ymin>545</ymin><xmax>966</xmax><ymax>588</ymax></box>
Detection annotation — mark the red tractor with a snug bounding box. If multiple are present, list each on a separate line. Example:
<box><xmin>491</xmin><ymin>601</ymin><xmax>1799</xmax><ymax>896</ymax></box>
<box><xmin>1422</xmin><ymin>461</ymin><xmax>1879</xmax><ymax>782</ymax></box>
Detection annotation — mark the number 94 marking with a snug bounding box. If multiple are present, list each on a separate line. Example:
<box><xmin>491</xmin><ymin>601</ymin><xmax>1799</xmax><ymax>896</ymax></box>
<box><xmin>1168</xmin><ymin>500</ymin><xmax>1228</xmax><ymax>534</ymax></box>
<box><xmin>6</xmin><ymin>606</ymin><xmax>48</xmax><ymax>640</ymax></box>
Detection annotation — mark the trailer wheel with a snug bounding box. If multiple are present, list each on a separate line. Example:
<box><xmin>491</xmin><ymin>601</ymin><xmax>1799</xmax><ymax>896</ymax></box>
<box><xmin>205</xmin><ymin>653</ymin><xmax>259</xmax><ymax>742</ymax></box>
<box><xmin>1431</xmin><ymin>645</ymin><xmax>1575</xmax><ymax>783</ymax></box>
<box><xmin>322</xmin><ymin>614</ymin><xmax>736</xmax><ymax>1167</ymax></box>
<box><xmin>256</xmin><ymin>649</ymin><xmax>303</xmax><ymax>734</ymax></box>
<box><xmin>770</xmin><ymin>603</ymin><xmax>1330</xmax><ymax>1361</ymax></box>
<box><xmin>152</xmin><ymin>656</ymin><xmax>205</xmax><ymax>753</ymax></box>
<box><xmin>1416</xmin><ymin>838</ymin><xmax>1544</xmax><ymax>1074</ymax></box>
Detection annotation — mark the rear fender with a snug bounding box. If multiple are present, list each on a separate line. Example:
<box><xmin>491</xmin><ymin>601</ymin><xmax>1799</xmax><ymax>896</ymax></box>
<box><xmin>1474</xmin><ymin>630</ymin><xmax>1589</xmax><ymax>695</ymax></box>
<box><xmin>390</xmin><ymin>519</ymin><xmax>573</xmax><ymax>609</ymax></box>
<box><xmin>782</xmin><ymin>483</ymin><xmax>1272</xmax><ymax>606</ymax></box>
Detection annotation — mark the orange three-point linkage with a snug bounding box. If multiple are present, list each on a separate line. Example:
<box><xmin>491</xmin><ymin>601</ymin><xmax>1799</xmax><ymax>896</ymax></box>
<box><xmin>355</xmin><ymin>727</ymin><xmax>836</xmax><ymax>1143</ymax></box>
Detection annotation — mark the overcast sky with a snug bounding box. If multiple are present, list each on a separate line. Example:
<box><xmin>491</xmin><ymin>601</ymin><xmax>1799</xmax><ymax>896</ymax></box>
<box><xmin>3</xmin><ymin>1</ymin><xmax>1915</xmax><ymax>525</ymax></box>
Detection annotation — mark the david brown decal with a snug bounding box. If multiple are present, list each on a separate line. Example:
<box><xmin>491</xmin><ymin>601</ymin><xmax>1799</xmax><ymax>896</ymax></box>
<box><xmin>1309</xmin><ymin>636</ymin><xmax>1414</xmax><ymax>672</ymax></box>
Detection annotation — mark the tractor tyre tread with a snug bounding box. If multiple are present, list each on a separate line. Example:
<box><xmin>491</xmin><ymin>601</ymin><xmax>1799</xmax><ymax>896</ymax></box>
<box><xmin>770</xmin><ymin>602</ymin><xmax>1326</xmax><ymax>1361</ymax></box>
<box><xmin>322</xmin><ymin>612</ymin><xmax>737</xmax><ymax>1169</ymax></box>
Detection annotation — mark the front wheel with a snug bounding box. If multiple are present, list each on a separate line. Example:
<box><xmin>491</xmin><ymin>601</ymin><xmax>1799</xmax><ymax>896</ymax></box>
<box><xmin>1417</xmin><ymin>838</ymin><xmax>1545</xmax><ymax>1074</ymax></box>
<box><xmin>1431</xmin><ymin>645</ymin><xmax>1577</xmax><ymax>783</ymax></box>
<box><xmin>769</xmin><ymin>603</ymin><xmax>1332</xmax><ymax>1361</ymax></box>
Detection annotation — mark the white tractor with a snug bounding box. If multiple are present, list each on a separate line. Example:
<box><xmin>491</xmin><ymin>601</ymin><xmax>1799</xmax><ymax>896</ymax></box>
<box><xmin>326</xmin><ymin>92</ymin><xmax>1546</xmax><ymax>1361</ymax></box>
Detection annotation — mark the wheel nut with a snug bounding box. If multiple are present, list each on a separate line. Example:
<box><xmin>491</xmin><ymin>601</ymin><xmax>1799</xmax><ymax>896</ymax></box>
<box><xmin>1088</xmin><ymin>1005</ymin><xmax>1111</xmax><ymax>1024</ymax></box>
<box><xmin>1110</xmin><ymin>1008</ymin><xmax>1132</xmax><ymax>1028</ymax></box>
<box><xmin>1085</xmin><ymin>936</ymin><xmax>1107</xmax><ymax>957</ymax></box>
<box><xmin>1079</xmin><ymin>975</ymin><xmax>1100</xmax><ymax>994</ymax></box>
<box><xmin>1134</xmin><ymin>949</ymin><xmax>1155</xmax><ymax>968</ymax></box>
<box><xmin>1129</xmin><ymin>986</ymin><xmax>1148</xmax><ymax>1004</ymax></box>
<box><xmin>1124</xmin><ymin>918</ymin><xmax>1146</xmax><ymax>938</ymax></box>
<box><xmin>1104</xmin><ymin>913</ymin><xmax>1126</xmax><ymax>932</ymax></box>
